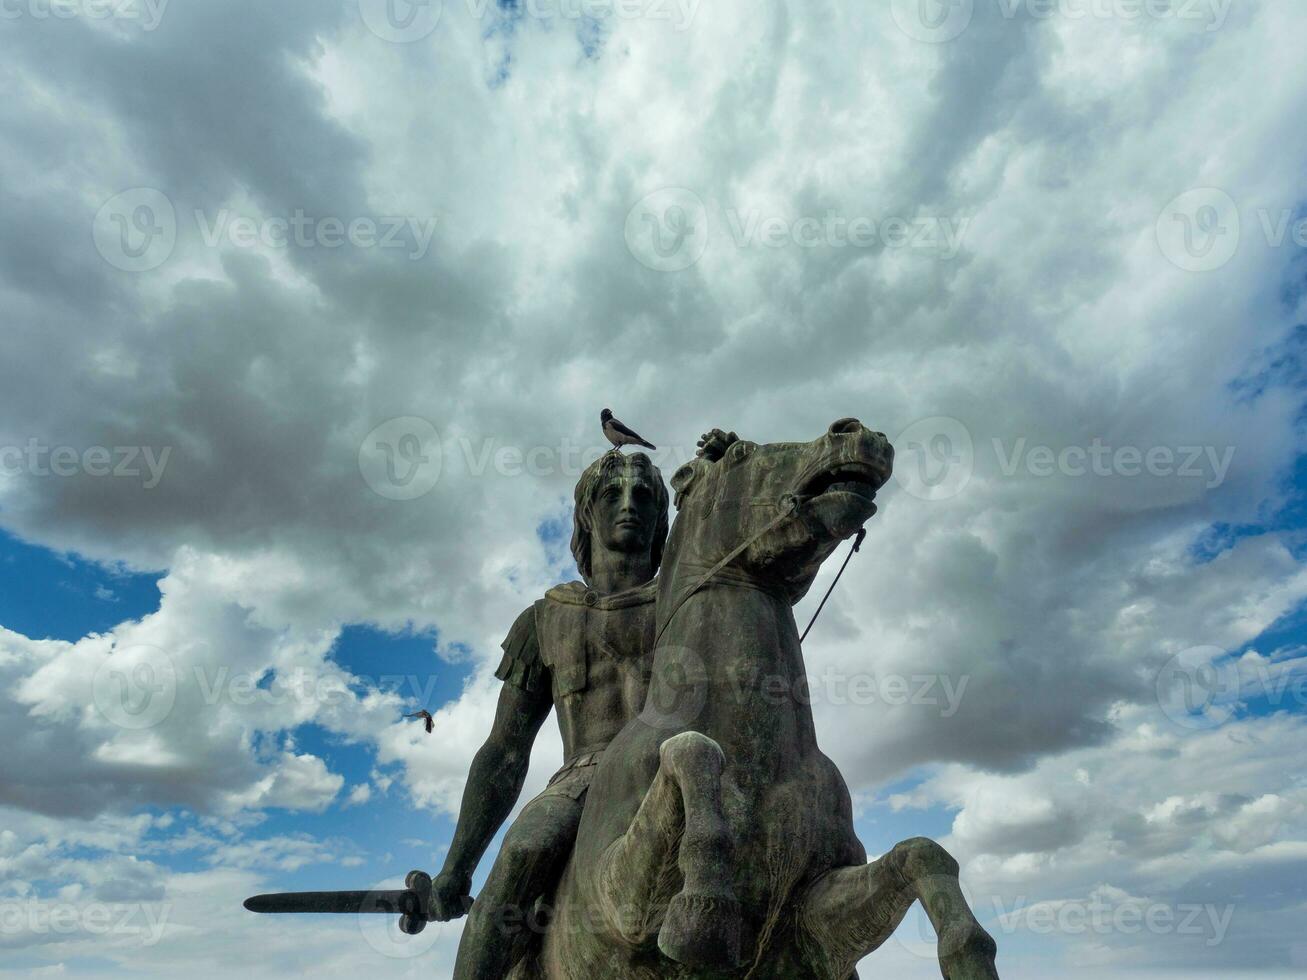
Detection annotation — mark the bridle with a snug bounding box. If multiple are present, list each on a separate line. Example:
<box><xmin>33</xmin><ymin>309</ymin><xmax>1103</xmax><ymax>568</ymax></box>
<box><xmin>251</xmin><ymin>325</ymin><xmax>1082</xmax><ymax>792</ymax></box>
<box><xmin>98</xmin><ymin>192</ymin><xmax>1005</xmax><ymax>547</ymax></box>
<box><xmin>651</xmin><ymin>491</ymin><xmax>866</xmax><ymax>650</ymax></box>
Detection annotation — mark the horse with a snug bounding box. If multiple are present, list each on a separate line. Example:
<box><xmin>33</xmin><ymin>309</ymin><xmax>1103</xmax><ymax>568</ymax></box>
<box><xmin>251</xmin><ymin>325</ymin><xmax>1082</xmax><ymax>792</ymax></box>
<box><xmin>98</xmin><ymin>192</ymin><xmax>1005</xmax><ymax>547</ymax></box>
<box><xmin>522</xmin><ymin>418</ymin><xmax>999</xmax><ymax>979</ymax></box>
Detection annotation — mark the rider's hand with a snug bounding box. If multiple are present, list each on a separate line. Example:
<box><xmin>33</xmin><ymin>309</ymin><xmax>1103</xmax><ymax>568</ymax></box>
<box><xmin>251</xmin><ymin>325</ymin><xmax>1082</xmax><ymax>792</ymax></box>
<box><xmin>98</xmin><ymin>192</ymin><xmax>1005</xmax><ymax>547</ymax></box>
<box><xmin>696</xmin><ymin>429</ymin><xmax>739</xmax><ymax>461</ymax></box>
<box><xmin>430</xmin><ymin>870</ymin><xmax>473</xmax><ymax>921</ymax></box>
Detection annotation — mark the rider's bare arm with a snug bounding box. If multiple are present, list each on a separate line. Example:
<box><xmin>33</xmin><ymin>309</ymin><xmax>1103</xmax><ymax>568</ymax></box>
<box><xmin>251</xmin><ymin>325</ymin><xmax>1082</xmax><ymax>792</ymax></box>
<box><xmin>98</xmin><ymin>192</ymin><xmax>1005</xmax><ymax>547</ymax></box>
<box><xmin>432</xmin><ymin>607</ymin><xmax>551</xmax><ymax>920</ymax></box>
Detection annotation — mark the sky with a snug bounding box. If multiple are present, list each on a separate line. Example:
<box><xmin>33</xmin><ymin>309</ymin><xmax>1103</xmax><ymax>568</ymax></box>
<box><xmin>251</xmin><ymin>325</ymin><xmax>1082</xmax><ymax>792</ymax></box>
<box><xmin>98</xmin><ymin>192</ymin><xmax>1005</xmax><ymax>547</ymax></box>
<box><xmin>1</xmin><ymin>0</ymin><xmax>1306</xmax><ymax>976</ymax></box>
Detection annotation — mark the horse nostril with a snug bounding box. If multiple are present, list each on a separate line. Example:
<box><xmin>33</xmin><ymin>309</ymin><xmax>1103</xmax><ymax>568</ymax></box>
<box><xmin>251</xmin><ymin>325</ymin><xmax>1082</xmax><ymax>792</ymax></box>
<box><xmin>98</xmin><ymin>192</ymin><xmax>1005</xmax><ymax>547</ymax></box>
<box><xmin>829</xmin><ymin>418</ymin><xmax>861</xmax><ymax>435</ymax></box>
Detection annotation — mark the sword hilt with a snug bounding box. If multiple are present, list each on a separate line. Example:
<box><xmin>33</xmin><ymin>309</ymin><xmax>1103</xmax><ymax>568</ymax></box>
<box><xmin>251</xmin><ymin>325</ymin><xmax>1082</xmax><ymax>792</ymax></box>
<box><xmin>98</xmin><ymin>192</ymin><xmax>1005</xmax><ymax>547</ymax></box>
<box><xmin>400</xmin><ymin>870</ymin><xmax>432</xmax><ymax>935</ymax></box>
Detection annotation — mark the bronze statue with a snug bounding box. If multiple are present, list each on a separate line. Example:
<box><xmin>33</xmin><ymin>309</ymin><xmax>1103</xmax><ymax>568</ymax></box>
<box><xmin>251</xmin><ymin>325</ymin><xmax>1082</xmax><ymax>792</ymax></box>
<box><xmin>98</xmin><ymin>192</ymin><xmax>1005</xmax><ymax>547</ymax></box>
<box><xmin>434</xmin><ymin>449</ymin><xmax>670</xmax><ymax>978</ymax></box>
<box><xmin>245</xmin><ymin>418</ymin><xmax>1000</xmax><ymax>980</ymax></box>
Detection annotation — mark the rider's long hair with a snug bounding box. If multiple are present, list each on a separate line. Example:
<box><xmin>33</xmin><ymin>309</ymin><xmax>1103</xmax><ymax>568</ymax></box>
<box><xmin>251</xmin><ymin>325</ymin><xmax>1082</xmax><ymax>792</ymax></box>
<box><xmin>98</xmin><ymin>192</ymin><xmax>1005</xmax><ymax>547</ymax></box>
<box><xmin>571</xmin><ymin>452</ymin><xmax>670</xmax><ymax>584</ymax></box>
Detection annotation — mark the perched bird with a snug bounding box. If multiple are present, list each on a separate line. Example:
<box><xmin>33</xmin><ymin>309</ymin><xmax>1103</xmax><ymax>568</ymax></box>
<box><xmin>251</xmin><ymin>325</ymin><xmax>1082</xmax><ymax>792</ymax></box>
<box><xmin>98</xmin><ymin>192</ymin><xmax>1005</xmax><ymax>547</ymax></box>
<box><xmin>601</xmin><ymin>408</ymin><xmax>656</xmax><ymax>452</ymax></box>
<box><xmin>404</xmin><ymin>709</ymin><xmax>434</xmax><ymax>734</ymax></box>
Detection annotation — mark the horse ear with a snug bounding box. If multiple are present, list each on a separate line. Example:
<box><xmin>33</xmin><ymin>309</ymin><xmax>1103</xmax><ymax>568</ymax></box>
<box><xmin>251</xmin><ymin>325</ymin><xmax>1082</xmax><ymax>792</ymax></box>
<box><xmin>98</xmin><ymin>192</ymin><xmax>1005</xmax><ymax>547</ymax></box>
<box><xmin>671</xmin><ymin>460</ymin><xmax>701</xmax><ymax>506</ymax></box>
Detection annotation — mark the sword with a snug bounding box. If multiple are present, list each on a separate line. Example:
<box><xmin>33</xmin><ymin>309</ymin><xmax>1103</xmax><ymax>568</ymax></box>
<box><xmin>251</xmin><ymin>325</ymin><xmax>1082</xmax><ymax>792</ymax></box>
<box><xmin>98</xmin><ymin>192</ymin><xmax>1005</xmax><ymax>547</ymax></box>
<box><xmin>244</xmin><ymin>869</ymin><xmax>439</xmax><ymax>935</ymax></box>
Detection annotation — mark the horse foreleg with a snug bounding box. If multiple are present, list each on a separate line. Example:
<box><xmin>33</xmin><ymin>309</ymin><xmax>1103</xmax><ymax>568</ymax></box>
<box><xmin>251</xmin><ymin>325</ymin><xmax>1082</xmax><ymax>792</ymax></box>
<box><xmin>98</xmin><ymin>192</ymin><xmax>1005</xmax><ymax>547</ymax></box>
<box><xmin>798</xmin><ymin>837</ymin><xmax>998</xmax><ymax>980</ymax></box>
<box><xmin>593</xmin><ymin>730</ymin><xmax>743</xmax><ymax>970</ymax></box>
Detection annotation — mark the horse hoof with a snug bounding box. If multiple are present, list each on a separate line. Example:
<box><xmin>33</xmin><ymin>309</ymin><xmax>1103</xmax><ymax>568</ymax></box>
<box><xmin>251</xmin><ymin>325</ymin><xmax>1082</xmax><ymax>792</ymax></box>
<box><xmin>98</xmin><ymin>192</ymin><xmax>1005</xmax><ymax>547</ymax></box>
<box><xmin>657</xmin><ymin>892</ymin><xmax>743</xmax><ymax>969</ymax></box>
<box><xmin>938</xmin><ymin>921</ymin><xmax>999</xmax><ymax>980</ymax></box>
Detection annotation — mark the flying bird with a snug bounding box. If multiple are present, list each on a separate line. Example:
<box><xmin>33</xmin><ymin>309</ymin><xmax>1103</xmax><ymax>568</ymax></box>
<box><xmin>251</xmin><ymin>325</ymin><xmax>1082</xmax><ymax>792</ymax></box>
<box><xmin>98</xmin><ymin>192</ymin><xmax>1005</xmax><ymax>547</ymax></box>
<box><xmin>601</xmin><ymin>408</ymin><xmax>656</xmax><ymax>452</ymax></box>
<box><xmin>404</xmin><ymin>709</ymin><xmax>434</xmax><ymax>734</ymax></box>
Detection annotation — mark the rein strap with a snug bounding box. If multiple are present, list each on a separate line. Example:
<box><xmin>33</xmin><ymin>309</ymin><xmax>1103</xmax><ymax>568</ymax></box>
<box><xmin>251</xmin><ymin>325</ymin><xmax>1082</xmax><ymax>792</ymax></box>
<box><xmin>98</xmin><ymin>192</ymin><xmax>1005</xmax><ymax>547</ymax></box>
<box><xmin>800</xmin><ymin>526</ymin><xmax>867</xmax><ymax>643</ymax></box>
<box><xmin>652</xmin><ymin>494</ymin><xmax>805</xmax><ymax>651</ymax></box>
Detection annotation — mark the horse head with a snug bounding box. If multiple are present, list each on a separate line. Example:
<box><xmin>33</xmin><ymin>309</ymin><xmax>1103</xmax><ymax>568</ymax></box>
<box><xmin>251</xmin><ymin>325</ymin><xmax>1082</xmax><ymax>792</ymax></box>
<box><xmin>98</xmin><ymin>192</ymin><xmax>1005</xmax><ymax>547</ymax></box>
<box><xmin>664</xmin><ymin>418</ymin><xmax>894</xmax><ymax>605</ymax></box>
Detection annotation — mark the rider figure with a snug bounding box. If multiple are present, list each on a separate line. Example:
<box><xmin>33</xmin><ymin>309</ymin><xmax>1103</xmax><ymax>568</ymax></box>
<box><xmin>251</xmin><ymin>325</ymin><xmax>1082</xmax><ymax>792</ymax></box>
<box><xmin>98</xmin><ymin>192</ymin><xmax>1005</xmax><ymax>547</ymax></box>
<box><xmin>431</xmin><ymin>450</ymin><xmax>670</xmax><ymax>979</ymax></box>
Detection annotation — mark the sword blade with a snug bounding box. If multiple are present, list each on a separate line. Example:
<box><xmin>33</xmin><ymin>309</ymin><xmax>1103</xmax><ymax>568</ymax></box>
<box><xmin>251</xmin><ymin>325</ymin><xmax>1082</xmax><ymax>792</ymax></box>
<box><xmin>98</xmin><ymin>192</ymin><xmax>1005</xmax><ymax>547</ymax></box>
<box><xmin>243</xmin><ymin>889</ymin><xmax>422</xmax><ymax>916</ymax></box>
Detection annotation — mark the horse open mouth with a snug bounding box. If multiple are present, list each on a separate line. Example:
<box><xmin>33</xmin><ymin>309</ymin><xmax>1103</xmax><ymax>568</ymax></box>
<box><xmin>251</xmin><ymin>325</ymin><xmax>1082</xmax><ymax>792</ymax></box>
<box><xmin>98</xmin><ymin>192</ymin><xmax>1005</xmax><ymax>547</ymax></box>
<box><xmin>801</xmin><ymin>462</ymin><xmax>884</xmax><ymax>502</ymax></box>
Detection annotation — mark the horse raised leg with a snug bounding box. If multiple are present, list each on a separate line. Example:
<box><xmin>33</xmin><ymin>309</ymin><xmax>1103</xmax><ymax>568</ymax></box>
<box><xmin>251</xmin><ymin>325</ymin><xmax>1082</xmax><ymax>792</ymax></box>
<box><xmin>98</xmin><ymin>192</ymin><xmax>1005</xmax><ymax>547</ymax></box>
<box><xmin>798</xmin><ymin>837</ymin><xmax>998</xmax><ymax>980</ymax></box>
<box><xmin>592</xmin><ymin>730</ymin><xmax>744</xmax><ymax>969</ymax></box>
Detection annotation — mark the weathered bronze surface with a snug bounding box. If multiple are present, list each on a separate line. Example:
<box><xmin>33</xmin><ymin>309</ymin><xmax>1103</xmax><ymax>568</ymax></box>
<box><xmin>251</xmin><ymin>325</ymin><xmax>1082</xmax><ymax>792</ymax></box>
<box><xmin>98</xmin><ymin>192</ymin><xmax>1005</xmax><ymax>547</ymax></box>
<box><xmin>438</xmin><ymin>449</ymin><xmax>671</xmax><ymax>978</ymax></box>
<box><xmin>509</xmin><ymin>419</ymin><xmax>997</xmax><ymax>978</ymax></box>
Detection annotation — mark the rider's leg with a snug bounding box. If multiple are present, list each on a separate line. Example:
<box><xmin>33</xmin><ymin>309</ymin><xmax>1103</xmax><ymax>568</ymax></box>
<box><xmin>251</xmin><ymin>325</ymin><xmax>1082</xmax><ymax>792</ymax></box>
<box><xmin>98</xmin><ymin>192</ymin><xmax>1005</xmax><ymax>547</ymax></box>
<box><xmin>452</xmin><ymin>793</ymin><xmax>583</xmax><ymax>980</ymax></box>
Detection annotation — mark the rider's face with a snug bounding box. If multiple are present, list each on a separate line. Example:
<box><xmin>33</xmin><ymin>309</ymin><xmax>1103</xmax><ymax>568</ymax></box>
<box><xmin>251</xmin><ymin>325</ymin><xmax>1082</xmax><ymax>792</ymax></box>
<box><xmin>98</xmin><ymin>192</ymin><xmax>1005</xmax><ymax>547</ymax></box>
<box><xmin>592</xmin><ymin>476</ymin><xmax>659</xmax><ymax>556</ymax></box>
